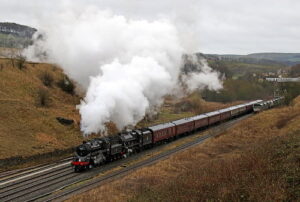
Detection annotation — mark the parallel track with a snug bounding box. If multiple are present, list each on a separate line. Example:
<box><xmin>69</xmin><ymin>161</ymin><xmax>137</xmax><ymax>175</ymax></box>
<box><xmin>0</xmin><ymin>157</ymin><xmax>72</xmax><ymax>183</ymax></box>
<box><xmin>0</xmin><ymin>114</ymin><xmax>251</xmax><ymax>202</ymax></box>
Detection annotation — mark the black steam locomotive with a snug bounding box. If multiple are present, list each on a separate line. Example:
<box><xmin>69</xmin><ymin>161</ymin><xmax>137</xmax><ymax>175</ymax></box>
<box><xmin>71</xmin><ymin>129</ymin><xmax>152</xmax><ymax>172</ymax></box>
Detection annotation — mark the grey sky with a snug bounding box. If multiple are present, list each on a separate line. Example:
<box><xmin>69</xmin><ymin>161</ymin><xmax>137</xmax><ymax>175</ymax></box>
<box><xmin>0</xmin><ymin>0</ymin><xmax>299</xmax><ymax>54</ymax></box>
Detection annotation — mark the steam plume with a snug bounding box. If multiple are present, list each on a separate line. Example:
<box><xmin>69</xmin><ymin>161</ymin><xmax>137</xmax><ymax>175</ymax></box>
<box><xmin>181</xmin><ymin>55</ymin><xmax>223</xmax><ymax>92</ymax></box>
<box><xmin>24</xmin><ymin>5</ymin><xmax>223</xmax><ymax>135</ymax></box>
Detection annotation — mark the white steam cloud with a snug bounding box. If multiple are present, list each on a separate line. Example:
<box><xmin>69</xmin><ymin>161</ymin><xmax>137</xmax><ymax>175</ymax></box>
<box><xmin>24</xmin><ymin>5</ymin><xmax>223</xmax><ymax>135</ymax></box>
<box><xmin>181</xmin><ymin>55</ymin><xmax>223</xmax><ymax>92</ymax></box>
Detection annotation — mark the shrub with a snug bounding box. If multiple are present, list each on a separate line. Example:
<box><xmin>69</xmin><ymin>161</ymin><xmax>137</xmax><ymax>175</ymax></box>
<box><xmin>276</xmin><ymin>82</ymin><xmax>300</xmax><ymax>105</ymax></box>
<box><xmin>37</xmin><ymin>88</ymin><xmax>50</xmax><ymax>107</ymax></box>
<box><xmin>11</xmin><ymin>55</ymin><xmax>26</xmax><ymax>70</ymax></box>
<box><xmin>57</xmin><ymin>76</ymin><xmax>75</xmax><ymax>95</ymax></box>
<box><xmin>52</xmin><ymin>65</ymin><xmax>58</xmax><ymax>71</ymax></box>
<box><xmin>15</xmin><ymin>56</ymin><xmax>26</xmax><ymax>70</ymax></box>
<box><xmin>40</xmin><ymin>71</ymin><xmax>54</xmax><ymax>87</ymax></box>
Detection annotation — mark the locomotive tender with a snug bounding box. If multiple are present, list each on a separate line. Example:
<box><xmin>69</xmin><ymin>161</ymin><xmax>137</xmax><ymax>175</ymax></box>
<box><xmin>71</xmin><ymin>98</ymin><xmax>281</xmax><ymax>172</ymax></box>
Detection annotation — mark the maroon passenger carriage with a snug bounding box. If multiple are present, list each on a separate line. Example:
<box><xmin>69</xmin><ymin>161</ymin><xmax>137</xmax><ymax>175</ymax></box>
<box><xmin>218</xmin><ymin>108</ymin><xmax>232</xmax><ymax>122</ymax></box>
<box><xmin>238</xmin><ymin>104</ymin><xmax>247</xmax><ymax>115</ymax></box>
<box><xmin>192</xmin><ymin>114</ymin><xmax>209</xmax><ymax>130</ymax></box>
<box><xmin>229</xmin><ymin>105</ymin><xmax>240</xmax><ymax>118</ymax></box>
<box><xmin>172</xmin><ymin>117</ymin><xmax>195</xmax><ymax>136</ymax></box>
<box><xmin>245</xmin><ymin>102</ymin><xmax>254</xmax><ymax>113</ymax></box>
<box><xmin>148</xmin><ymin>123</ymin><xmax>176</xmax><ymax>143</ymax></box>
<box><xmin>206</xmin><ymin>111</ymin><xmax>221</xmax><ymax>125</ymax></box>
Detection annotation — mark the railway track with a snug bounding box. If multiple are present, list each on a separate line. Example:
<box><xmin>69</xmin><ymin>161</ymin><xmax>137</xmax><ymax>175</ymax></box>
<box><xmin>0</xmin><ymin>114</ymin><xmax>252</xmax><ymax>202</ymax></box>
<box><xmin>0</xmin><ymin>157</ymin><xmax>72</xmax><ymax>183</ymax></box>
<box><xmin>0</xmin><ymin>160</ymin><xmax>75</xmax><ymax>202</ymax></box>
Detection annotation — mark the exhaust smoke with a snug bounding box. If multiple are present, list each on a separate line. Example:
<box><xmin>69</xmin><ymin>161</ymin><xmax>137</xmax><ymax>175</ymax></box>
<box><xmin>24</xmin><ymin>4</ymin><xmax>223</xmax><ymax>135</ymax></box>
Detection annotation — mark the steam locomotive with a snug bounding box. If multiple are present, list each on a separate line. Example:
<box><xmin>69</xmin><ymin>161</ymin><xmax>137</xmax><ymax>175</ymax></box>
<box><xmin>71</xmin><ymin>98</ymin><xmax>282</xmax><ymax>172</ymax></box>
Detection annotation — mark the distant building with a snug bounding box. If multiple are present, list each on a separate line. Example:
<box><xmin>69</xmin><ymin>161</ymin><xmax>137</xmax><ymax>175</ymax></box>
<box><xmin>266</xmin><ymin>77</ymin><xmax>300</xmax><ymax>82</ymax></box>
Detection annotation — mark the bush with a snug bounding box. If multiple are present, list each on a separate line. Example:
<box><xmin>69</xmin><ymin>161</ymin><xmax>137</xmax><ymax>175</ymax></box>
<box><xmin>37</xmin><ymin>88</ymin><xmax>50</xmax><ymax>107</ymax></box>
<box><xmin>40</xmin><ymin>71</ymin><xmax>54</xmax><ymax>87</ymax></box>
<box><xmin>15</xmin><ymin>56</ymin><xmax>26</xmax><ymax>70</ymax></box>
<box><xmin>279</xmin><ymin>83</ymin><xmax>300</xmax><ymax>105</ymax></box>
<box><xmin>57</xmin><ymin>76</ymin><xmax>75</xmax><ymax>95</ymax></box>
<box><xmin>11</xmin><ymin>56</ymin><xmax>26</xmax><ymax>70</ymax></box>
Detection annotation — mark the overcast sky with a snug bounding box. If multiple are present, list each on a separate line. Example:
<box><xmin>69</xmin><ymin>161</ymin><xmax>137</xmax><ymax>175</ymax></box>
<box><xmin>0</xmin><ymin>0</ymin><xmax>299</xmax><ymax>54</ymax></box>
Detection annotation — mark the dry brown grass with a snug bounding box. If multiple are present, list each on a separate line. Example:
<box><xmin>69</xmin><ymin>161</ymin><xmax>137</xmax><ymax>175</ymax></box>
<box><xmin>35</xmin><ymin>133</ymin><xmax>63</xmax><ymax>147</ymax></box>
<box><xmin>69</xmin><ymin>96</ymin><xmax>300</xmax><ymax>202</ymax></box>
<box><xmin>0</xmin><ymin>58</ymin><xmax>83</xmax><ymax>160</ymax></box>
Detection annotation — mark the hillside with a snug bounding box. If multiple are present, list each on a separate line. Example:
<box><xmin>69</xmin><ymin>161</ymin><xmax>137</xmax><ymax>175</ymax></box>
<box><xmin>70</xmin><ymin>96</ymin><xmax>300</xmax><ymax>201</ymax></box>
<box><xmin>0</xmin><ymin>58</ymin><xmax>83</xmax><ymax>161</ymax></box>
<box><xmin>248</xmin><ymin>53</ymin><xmax>300</xmax><ymax>65</ymax></box>
<box><xmin>196</xmin><ymin>52</ymin><xmax>287</xmax><ymax>80</ymax></box>
<box><xmin>206</xmin><ymin>52</ymin><xmax>300</xmax><ymax>66</ymax></box>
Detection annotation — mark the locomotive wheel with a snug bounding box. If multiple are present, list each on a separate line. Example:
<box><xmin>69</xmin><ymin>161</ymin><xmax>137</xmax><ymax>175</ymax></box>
<box><xmin>74</xmin><ymin>166</ymin><xmax>80</xmax><ymax>172</ymax></box>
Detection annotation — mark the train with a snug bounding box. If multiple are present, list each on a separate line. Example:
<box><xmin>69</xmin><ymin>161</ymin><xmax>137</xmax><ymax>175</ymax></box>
<box><xmin>253</xmin><ymin>97</ymin><xmax>284</xmax><ymax>112</ymax></box>
<box><xmin>71</xmin><ymin>98</ymin><xmax>282</xmax><ymax>172</ymax></box>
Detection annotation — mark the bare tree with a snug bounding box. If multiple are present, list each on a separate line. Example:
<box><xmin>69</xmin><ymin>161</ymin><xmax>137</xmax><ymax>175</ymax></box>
<box><xmin>9</xmin><ymin>49</ymin><xmax>26</xmax><ymax>69</ymax></box>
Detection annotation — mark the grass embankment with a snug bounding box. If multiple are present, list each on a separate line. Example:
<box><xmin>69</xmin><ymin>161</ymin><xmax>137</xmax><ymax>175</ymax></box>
<box><xmin>70</xmin><ymin>97</ymin><xmax>300</xmax><ymax>202</ymax></box>
<box><xmin>0</xmin><ymin>58</ymin><xmax>83</xmax><ymax>163</ymax></box>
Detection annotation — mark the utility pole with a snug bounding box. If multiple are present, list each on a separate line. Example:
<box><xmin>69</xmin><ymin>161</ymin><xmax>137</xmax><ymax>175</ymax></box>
<box><xmin>266</xmin><ymin>77</ymin><xmax>300</xmax><ymax>98</ymax></box>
